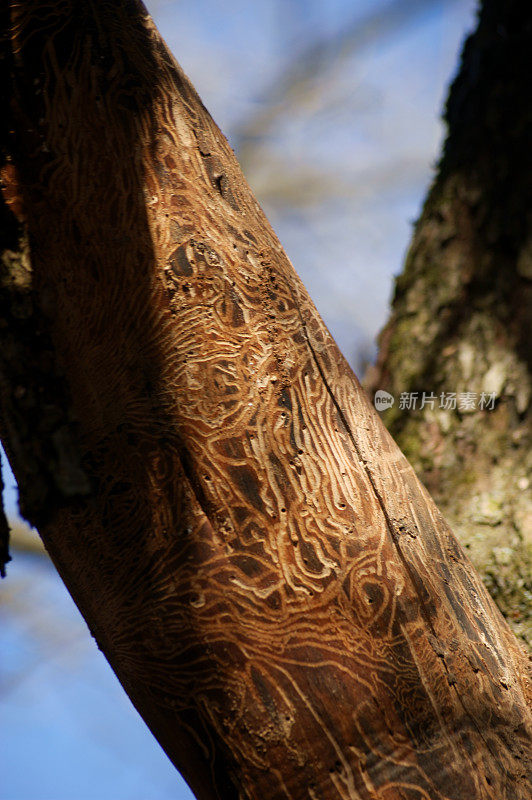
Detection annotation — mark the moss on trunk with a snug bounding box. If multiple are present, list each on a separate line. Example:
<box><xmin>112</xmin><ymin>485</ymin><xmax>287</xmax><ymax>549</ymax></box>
<box><xmin>366</xmin><ymin>0</ymin><xmax>532</xmax><ymax>647</ymax></box>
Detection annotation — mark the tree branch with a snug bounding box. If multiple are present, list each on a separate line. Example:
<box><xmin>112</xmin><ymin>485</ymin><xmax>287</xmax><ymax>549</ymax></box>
<box><xmin>1</xmin><ymin>2</ymin><xmax>530</xmax><ymax>798</ymax></box>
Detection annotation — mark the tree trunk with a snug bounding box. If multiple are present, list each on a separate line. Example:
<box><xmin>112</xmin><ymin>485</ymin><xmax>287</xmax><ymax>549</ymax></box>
<box><xmin>365</xmin><ymin>0</ymin><xmax>532</xmax><ymax>648</ymax></box>
<box><xmin>1</xmin><ymin>2</ymin><xmax>531</xmax><ymax>799</ymax></box>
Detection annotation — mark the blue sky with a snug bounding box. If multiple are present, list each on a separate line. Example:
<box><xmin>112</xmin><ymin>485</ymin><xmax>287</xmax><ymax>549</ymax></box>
<box><xmin>2</xmin><ymin>2</ymin><xmax>478</xmax><ymax>798</ymax></box>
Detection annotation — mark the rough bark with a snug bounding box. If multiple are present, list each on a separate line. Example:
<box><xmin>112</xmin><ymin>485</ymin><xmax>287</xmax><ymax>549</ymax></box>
<box><xmin>1</xmin><ymin>2</ymin><xmax>531</xmax><ymax>799</ymax></box>
<box><xmin>365</xmin><ymin>0</ymin><xmax>532</xmax><ymax>647</ymax></box>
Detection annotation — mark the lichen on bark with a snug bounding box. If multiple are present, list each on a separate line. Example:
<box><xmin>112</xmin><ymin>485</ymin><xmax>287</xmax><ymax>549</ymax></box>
<box><xmin>366</xmin><ymin>0</ymin><xmax>532</xmax><ymax>647</ymax></box>
<box><xmin>2</xmin><ymin>2</ymin><xmax>531</xmax><ymax>797</ymax></box>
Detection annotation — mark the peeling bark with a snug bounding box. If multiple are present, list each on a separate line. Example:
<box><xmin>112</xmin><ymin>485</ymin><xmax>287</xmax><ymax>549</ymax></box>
<box><xmin>1</xmin><ymin>2</ymin><xmax>531</xmax><ymax>799</ymax></box>
<box><xmin>0</xmin><ymin>456</ymin><xmax>11</xmax><ymax>576</ymax></box>
<box><xmin>366</xmin><ymin>0</ymin><xmax>532</xmax><ymax>647</ymax></box>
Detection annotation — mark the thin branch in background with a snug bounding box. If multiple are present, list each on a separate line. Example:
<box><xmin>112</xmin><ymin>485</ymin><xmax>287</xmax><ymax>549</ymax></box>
<box><xmin>234</xmin><ymin>0</ymin><xmax>463</xmax><ymax>162</ymax></box>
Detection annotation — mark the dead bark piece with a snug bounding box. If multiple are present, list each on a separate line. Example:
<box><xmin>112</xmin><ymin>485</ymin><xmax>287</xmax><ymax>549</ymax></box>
<box><xmin>1</xmin><ymin>2</ymin><xmax>531</xmax><ymax>799</ymax></box>
<box><xmin>0</xmin><ymin>456</ymin><xmax>11</xmax><ymax>576</ymax></box>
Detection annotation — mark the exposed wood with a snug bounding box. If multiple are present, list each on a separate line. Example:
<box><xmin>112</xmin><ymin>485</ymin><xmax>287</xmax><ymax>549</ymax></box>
<box><xmin>1</xmin><ymin>2</ymin><xmax>531</xmax><ymax>798</ymax></box>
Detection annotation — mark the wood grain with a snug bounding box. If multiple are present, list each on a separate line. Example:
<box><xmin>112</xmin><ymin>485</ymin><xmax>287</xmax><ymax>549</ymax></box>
<box><xmin>1</xmin><ymin>2</ymin><xmax>531</xmax><ymax>798</ymax></box>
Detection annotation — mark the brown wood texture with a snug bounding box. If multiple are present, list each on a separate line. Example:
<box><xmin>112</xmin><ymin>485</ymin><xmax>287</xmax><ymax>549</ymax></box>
<box><xmin>1</xmin><ymin>2</ymin><xmax>531</xmax><ymax>798</ymax></box>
